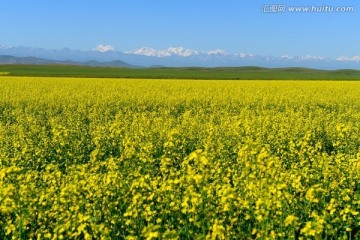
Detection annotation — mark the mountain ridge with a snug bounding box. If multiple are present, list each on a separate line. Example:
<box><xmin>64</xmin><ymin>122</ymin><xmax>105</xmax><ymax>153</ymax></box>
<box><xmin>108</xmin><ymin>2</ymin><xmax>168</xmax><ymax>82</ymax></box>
<box><xmin>0</xmin><ymin>55</ymin><xmax>136</xmax><ymax>68</ymax></box>
<box><xmin>1</xmin><ymin>45</ymin><xmax>360</xmax><ymax>69</ymax></box>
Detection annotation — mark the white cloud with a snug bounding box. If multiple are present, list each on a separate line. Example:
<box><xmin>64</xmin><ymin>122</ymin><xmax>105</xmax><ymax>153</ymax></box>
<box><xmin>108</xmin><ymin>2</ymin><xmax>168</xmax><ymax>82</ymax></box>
<box><xmin>94</xmin><ymin>44</ymin><xmax>115</xmax><ymax>52</ymax></box>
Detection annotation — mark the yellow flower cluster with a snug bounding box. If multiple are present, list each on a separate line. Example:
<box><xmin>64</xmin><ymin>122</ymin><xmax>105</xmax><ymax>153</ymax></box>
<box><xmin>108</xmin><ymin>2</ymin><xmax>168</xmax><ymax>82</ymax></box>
<box><xmin>0</xmin><ymin>77</ymin><xmax>360</xmax><ymax>239</ymax></box>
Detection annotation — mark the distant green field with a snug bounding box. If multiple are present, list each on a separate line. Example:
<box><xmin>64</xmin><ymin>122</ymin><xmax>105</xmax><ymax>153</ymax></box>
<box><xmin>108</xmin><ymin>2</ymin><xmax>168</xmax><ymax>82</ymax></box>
<box><xmin>1</xmin><ymin>64</ymin><xmax>360</xmax><ymax>80</ymax></box>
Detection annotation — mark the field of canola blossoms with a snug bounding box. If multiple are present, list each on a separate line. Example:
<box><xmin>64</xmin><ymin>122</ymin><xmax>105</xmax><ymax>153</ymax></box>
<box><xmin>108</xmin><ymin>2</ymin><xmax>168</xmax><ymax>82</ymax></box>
<box><xmin>1</xmin><ymin>76</ymin><xmax>360</xmax><ymax>239</ymax></box>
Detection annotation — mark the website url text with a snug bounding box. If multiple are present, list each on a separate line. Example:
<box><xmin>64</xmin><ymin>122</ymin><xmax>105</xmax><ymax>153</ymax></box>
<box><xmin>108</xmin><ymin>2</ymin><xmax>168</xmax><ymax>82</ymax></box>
<box><xmin>262</xmin><ymin>5</ymin><xmax>355</xmax><ymax>13</ymax></box>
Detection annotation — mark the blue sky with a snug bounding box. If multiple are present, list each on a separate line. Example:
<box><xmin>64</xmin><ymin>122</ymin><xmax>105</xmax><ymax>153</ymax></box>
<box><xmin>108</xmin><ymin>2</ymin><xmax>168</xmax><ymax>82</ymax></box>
<box><xmin>1</xmin><ymin>0</ymin><xmax>359</xmax><ymax>58</ymax></box>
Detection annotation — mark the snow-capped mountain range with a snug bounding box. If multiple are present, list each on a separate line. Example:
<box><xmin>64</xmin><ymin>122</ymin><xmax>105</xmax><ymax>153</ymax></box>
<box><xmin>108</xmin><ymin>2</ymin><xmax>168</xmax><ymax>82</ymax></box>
<box><xmin>125</xmin><ymin>47</ymin><xmax>228</xmax><ymax>57</ymax></box>
<box><xmin>1</xmin><ymin>44</ymin><xmax>360</xmax><ymax>69</ymax></box>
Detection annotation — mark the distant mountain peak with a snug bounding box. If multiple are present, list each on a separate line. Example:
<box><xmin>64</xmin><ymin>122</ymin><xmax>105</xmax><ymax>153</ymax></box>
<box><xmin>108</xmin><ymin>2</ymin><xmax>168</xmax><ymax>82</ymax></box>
<box><xmin>93</xmin><ymin>44</ymin><xmax>115</xmax><ymax>52</ymax></box>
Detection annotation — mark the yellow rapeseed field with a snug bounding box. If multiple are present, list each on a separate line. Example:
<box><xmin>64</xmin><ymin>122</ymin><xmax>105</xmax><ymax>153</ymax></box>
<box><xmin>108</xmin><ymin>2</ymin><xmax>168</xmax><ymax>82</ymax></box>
<box><xmin>0</xmin><ymin>77</ymin><xmax>360</xmax><ymax>239</ymax></box>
